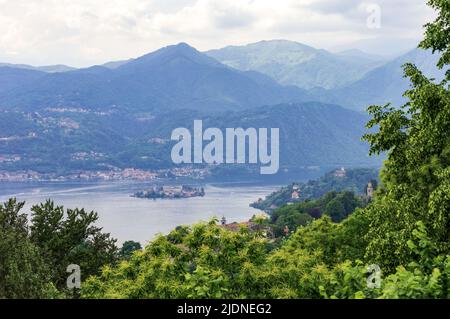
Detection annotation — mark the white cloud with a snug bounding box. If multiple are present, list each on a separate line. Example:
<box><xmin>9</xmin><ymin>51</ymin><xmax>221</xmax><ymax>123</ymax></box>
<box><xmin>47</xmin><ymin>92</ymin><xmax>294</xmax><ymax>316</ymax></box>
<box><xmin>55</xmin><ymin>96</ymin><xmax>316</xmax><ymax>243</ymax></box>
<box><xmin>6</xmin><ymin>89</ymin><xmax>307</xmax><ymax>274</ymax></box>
<box><xmin>0</xmin><ymin>0</ymin><xmax>436</xmax><ymax>67</ymax></box>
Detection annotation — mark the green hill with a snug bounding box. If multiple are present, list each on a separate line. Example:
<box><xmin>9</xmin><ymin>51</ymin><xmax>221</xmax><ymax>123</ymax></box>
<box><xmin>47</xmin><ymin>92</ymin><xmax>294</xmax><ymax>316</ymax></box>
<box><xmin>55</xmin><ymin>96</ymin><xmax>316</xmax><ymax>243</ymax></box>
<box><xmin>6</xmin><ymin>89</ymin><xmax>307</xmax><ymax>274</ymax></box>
<box><xmin>251</xmin><ymin>168</ymin><xmax>379</xmax><ymax>211</ymax></box>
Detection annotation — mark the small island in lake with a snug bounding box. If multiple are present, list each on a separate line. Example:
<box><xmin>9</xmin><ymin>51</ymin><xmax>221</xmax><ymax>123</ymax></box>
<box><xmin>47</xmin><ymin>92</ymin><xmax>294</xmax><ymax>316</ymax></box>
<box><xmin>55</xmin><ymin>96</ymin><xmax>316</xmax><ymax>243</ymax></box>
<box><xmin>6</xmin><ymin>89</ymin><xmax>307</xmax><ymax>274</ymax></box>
<box><xmin>133</xmin><ymin>185</ymin><xmax>205</xmax><ymax>199</ymax></box>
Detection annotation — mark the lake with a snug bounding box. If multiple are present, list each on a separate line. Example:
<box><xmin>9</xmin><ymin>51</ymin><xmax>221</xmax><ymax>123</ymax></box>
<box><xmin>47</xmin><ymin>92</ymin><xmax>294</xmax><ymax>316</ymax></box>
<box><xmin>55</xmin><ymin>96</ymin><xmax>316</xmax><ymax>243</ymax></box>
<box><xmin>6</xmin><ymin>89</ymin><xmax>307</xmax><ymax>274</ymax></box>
<box><xmin>0</xmin><ymin>181</ymin><xmax>278</xmax><ymax>245</ymax></box>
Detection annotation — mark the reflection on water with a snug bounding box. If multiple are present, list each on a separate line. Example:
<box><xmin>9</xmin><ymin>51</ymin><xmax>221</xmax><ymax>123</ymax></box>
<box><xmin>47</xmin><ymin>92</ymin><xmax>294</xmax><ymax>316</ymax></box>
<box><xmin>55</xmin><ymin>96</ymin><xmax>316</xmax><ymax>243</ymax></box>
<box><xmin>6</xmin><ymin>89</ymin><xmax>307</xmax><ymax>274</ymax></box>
<box><xmin>0</xmin><ymin>181</ymin><xmax>278</xmax><ymax>244</ymax></box>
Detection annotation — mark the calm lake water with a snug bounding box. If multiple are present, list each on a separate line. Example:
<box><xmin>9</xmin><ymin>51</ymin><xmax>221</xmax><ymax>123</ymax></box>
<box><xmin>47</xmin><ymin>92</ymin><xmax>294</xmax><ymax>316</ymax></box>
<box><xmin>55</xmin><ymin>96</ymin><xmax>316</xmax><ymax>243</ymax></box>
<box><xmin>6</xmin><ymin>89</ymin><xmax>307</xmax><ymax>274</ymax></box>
<box><xmin>0</xmin><ymin>181</ymin><xmax>278</xmax><ymax>244</ymax></box>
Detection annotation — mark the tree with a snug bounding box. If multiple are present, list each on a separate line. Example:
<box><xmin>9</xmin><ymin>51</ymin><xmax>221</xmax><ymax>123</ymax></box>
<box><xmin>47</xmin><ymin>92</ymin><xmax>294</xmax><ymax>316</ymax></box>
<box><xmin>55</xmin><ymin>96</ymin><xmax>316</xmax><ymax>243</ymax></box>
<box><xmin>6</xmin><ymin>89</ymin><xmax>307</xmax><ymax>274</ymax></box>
<box><xmin>119</xmin><ymin>240</ymin><xmax>142</xmax><ymax>259</ymax></box>
<box><xmin>29</xmin><ymin>200</ymin><xmax>118</xmax><ymax>290</ymax></box>
<box><xmin>361</xmin><ymin>0</ymin><xmax>450</xmax><ymax>272</ymax></box>
<box><xmin>0</xmin><ymin>199</ymin><xmax>55</xmax><ymax>298</ymax></box>
<box><xmin>421</xmin><ymin>0</ymin><xmax>450</xmax><ymax>79</ymax></box>
<box><xmin>324</xmin><ymin>199</ymin><xmax>346</xmax><ymax>222</ymax></box>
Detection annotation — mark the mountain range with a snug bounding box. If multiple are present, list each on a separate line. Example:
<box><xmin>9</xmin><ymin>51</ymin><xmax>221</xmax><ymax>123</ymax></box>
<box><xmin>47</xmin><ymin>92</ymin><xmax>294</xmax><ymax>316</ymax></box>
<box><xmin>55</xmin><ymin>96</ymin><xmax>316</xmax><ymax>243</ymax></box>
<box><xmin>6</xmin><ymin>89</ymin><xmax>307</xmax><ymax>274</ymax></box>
<box><xmin>0</xmin><ymin>40</ymin><xmax>444</xmax><ymax>177</ymax></box>
<box><xmin>314</xmin><ymin>48</ymin><xmax>447</xmax><ymax>111</ymax></box>
<box><xmin>0</xmin><ymin>43</ymin><xmax>311</xmax><ymax>113</ymax></box>
<box><xmin>206</xmin><ymin>40</ymin><xmax>386</xmax><ymax>90</ymax></box>
<box><xmin>1</xmin><ymin>40</ymin><xmax>444</xmax><ymax>113</ymax></box>
<box><xmin>0</xmin><ymin>62</ymin><xmax>76</xmax><ymax>73</ymax></box>
<box><xmin>205</xmin><ymin>40</ymin><xmax>447</xmax><ymax>111</ymax></box>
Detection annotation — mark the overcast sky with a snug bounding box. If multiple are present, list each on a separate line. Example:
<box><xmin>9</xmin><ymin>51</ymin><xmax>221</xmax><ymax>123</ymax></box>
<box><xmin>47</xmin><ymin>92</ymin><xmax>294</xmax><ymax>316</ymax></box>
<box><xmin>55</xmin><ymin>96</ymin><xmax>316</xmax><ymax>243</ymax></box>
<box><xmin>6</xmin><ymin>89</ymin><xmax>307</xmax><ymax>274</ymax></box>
<box><xmin>0</xmin><ymin>0</ymin><xmax>436</xmax><ymax>67</ymax></box>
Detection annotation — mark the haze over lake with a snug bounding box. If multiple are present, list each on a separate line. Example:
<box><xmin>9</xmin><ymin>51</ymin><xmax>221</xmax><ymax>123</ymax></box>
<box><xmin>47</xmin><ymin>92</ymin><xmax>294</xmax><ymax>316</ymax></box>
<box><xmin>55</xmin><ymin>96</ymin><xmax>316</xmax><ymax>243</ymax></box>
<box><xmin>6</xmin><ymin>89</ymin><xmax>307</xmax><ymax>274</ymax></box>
<box><xmin>0</xmin><ymin>182</ymin><xmax>277</xmax><ymax>244</ymax></box>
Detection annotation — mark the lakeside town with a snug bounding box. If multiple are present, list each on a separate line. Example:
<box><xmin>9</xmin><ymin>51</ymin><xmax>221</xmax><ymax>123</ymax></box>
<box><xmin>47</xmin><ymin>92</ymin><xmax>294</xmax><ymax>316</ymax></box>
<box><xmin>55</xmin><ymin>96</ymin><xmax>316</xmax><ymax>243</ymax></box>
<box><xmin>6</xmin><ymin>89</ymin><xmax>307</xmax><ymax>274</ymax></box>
<box><xmin>0</xmin><ymin>166</ymin><xmax>212</xmax><ymax>182</ymax></box>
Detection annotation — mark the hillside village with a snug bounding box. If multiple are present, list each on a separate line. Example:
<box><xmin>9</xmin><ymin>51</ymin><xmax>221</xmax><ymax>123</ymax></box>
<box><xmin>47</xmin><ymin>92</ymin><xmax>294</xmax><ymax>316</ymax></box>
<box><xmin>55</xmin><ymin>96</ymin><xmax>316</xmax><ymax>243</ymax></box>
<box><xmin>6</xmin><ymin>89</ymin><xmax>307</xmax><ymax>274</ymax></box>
<box><xmin>251</xmin><ymin>167</ymin><xmax>378</xmax><ymax>211</ymax></box>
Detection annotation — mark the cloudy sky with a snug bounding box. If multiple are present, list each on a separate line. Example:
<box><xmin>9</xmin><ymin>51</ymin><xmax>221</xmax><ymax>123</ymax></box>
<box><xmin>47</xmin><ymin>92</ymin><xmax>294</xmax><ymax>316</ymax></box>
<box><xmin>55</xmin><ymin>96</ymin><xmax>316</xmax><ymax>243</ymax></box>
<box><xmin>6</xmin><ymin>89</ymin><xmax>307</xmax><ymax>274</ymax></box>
<box><xmin>0</xmin><ymin>0</ymin><xmax>436</xmax><ymax>67</ymax></box>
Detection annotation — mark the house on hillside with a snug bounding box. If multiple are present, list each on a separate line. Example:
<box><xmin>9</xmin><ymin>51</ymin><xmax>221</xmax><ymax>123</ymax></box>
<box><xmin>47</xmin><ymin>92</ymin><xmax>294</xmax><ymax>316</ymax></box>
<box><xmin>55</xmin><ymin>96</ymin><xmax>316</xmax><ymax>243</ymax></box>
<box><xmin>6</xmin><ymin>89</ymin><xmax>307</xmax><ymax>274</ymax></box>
<box><xmin>366</xmin><ymin>182</ymin><xmax>374</xmax><ymax>199</ymax></box>
<box><xmin>291</xmin><ymin>190</ymin><xmax>300</xmax><ymax>200</ymax></box>
<box><xmin>334</xmin><ymin>167</ymin><xmax>346</xmax><ymax>177</ymax></box>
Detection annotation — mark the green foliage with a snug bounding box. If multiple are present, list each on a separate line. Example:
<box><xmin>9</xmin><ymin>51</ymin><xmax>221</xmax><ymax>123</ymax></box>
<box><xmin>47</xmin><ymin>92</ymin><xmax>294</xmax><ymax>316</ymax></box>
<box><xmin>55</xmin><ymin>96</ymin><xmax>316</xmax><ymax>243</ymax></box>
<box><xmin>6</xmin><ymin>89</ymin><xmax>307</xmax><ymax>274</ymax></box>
<box><xmin>361</xmin><ymin>0</ymin><xmax>450</xmax><ymax>273</ymax></box>
<box><xmin>80</xmin><ymin>215</ymin><xmax>449</xmax><ymax>299</ymax></box>
<box><xmin>264</xmin><ymin>221</ymin><xmax>448</xmax><ymax>299</ymax></box>
<box><xmin>82</xmin><ymin>220</ymin><xmax>270</xmax><ymax>298</ymax></box>
<box><xmin>0</xmin><ymin>198</ymin><xmax>118</xmax><ymax>298</ymax></box>
<box><xmin>379</xmin><ymin>221</ymin><xmax>449</xmax><ymax>299</ymax></box>
<box><xmin>252</xmin><ymin>168</ymin><xmax>378</xmax><ymax>211</ymax></box>
<box><xmin>29</xmin><ymin>200</ymin><xmax>118</xmax><ymax>290</ymax></box>
<box><xmin>270</xmin><ymin>205</ymin><xmax>313</xmax><ymax>236</ymax></box>
<box><xmin>420</xmin><ymin>0</ymin><xmax>450</xmax><ymax>77</ymax></box>
<box><xmin>119</xmin><ymin>240</ymin><xmax>142</xmax><ymax>259</ymax></box>
<box><xmin>269</xmin><ymin>190</ymin><xmax>364</xmax><ymax>237</ymax></box>
<box><xmin>0</xmin><ymin>199</ymin><xmax>56</xmax><ymax>298</ymax></box>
